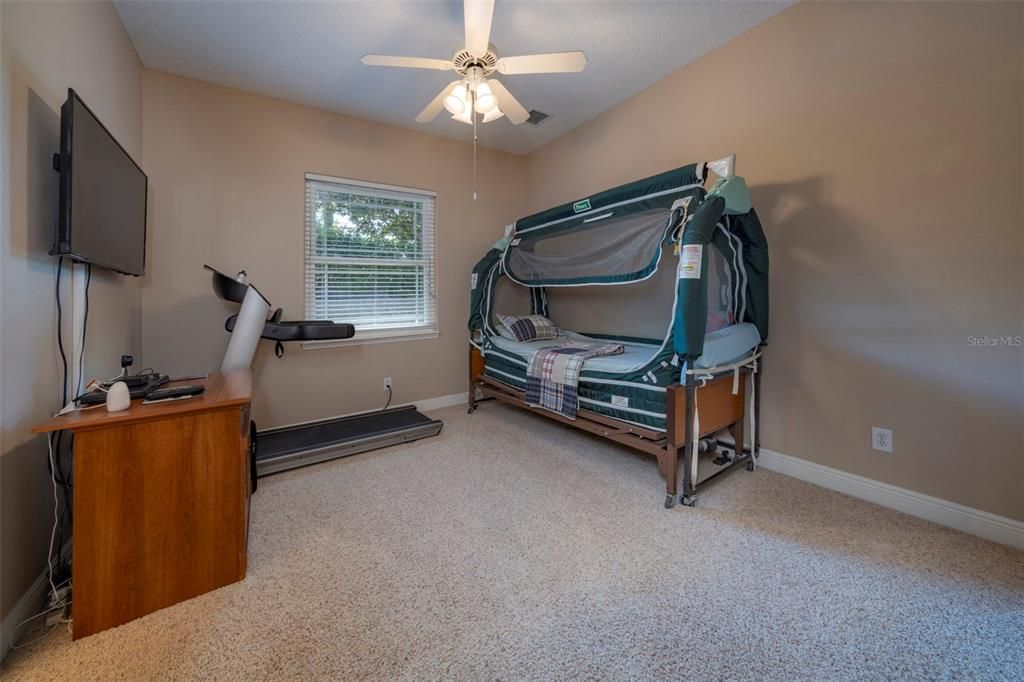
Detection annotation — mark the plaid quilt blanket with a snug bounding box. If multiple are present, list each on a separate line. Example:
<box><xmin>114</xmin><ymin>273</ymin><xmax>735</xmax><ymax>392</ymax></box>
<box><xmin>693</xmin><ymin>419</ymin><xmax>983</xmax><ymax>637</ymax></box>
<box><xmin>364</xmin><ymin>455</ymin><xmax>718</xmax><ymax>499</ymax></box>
<box><xmin>525</xmin><ymin>341</ymin><xmax>624</xmax><ymax>419</ymax></box>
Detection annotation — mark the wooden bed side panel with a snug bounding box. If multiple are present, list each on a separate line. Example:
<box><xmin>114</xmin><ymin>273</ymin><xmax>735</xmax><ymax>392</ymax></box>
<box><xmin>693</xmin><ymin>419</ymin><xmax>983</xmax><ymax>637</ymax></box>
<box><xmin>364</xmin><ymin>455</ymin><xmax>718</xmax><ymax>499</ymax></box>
<box><xmin>666</xmin><ymin>384</ymin><xmax>685</xmax><ymax>446</ymax></box>
<box><xmin>469</xmin><ymin>346</ymin><xmax>485</xmax><ymax>409</ymax></box>
<box><xmin>691</xmin><ymin>372</ymin><xmax>746</xmax><ymax>437</ymax></box>
<box><xmin>667</xmin><ymin>373</ymin><xmax>749</xmax><ymax>443</ymax></box>
<box><xmin>470</xmin><ymin>346</ymin><xmax>485</xmax><ymax>383</ymax></box>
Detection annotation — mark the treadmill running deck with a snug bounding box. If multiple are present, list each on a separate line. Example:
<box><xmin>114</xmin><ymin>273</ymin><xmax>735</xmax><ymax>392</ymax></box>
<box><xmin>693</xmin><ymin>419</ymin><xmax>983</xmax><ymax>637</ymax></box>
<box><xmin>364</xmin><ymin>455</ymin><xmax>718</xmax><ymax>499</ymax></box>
<box><xmin>256</xmin><ymin>405</ymin><xmax>443</xmax><ymax>476</ymax></box>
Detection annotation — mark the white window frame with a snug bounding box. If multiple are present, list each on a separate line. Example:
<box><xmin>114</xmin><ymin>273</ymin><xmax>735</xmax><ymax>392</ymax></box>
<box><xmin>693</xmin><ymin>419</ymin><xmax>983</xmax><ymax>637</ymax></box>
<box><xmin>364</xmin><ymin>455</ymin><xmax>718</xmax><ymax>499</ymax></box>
<box><xmin>302</xmin><ymin>172</ymin><xmax>439</xmax><ymax>349</ymax></box>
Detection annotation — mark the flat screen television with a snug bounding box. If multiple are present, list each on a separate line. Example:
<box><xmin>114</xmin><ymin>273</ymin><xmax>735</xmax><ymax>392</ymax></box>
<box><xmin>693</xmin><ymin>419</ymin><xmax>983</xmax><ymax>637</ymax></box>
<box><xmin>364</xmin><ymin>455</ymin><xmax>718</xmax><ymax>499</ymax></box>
<box><xmin>51</xmin><ymin>88</ymin><xmax>147</xmax><ymax>276</ymax></box>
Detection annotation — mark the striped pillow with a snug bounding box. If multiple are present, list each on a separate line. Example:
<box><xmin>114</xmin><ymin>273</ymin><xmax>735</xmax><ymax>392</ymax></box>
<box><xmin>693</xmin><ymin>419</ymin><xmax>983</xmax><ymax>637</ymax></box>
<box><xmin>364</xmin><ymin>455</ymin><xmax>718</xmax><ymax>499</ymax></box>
<box><xmin>498</xmin><ymin>315</ymin><xmax>563</xmax><ymax>342</ymax></box>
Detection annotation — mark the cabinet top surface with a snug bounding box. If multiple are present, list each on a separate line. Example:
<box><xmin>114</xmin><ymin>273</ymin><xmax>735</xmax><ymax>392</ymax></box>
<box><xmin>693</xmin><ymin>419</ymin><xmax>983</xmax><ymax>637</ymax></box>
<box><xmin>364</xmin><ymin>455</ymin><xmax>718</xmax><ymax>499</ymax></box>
<box><xmin>32</xmin><ymin>370</ymin><xmax>252</xmax><ymax>434</ymax></box>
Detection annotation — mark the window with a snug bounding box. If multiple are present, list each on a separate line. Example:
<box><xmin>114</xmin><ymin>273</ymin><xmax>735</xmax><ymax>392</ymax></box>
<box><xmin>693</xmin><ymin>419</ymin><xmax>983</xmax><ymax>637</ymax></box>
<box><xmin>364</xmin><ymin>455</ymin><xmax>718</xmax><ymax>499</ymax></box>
<box><xmin>304</xmin><ymin>174</ymin><xmax>437</xmax><ymax>343</ymax></box>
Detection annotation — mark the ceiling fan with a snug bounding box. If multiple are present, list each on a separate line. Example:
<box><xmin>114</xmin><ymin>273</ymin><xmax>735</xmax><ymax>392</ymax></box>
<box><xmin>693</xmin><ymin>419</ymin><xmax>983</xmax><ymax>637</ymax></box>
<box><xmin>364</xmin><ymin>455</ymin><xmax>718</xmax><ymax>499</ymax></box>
<box><xmin>360</xmin><ymin>0</ymin><xmax>587</xmax><ymax>126</ymax></box>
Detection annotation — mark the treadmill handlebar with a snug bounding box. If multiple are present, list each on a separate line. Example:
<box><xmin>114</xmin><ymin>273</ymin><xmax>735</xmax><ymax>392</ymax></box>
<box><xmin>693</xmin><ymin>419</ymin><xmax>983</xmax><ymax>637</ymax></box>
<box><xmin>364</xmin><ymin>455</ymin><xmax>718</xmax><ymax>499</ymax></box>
<box><xmin>225</xmin><ymin>314</ymin><xmax>355</xmax><ymax>342</ymax></box>
<box><xmin>208</xmin><ymin>265</ymin><xmax>355</xmax><ymax>343</ymax></box>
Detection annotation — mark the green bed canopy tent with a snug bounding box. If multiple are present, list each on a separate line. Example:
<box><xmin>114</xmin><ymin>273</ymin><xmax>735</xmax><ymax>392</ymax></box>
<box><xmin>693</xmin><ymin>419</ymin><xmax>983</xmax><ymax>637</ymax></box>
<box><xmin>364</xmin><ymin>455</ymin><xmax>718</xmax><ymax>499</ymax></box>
<box><xmin>469</xmin><ymin>160</ymin><xmax>769</xmax><ymax>364</ymax></box>
<box><xmin>468</xmin><ymin>158</ymin><xmax>770</xmax><ymax>507</ymax></box>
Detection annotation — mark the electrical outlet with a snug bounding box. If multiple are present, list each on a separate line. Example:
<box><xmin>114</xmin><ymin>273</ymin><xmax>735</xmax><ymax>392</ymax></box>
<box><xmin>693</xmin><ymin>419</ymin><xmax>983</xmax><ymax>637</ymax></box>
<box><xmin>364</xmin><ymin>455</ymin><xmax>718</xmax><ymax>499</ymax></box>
<box><xmin>872</xmin><ymin>427</ymin><xmax>893</xmax><ymax>453</ymax></box>
<box><xmin>383</xmin><ymin>377</ymin><xmax>392</xmax><ymax>391</ymax></box>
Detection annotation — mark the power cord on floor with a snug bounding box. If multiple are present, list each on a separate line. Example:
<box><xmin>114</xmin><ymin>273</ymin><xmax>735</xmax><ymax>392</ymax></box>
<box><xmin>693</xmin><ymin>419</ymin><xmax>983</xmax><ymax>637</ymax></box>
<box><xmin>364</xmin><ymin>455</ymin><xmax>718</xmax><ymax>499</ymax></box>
<box><xmin>10</xmin><ymin>435</ymin><xmax>75</xmax><ymax>651</ymax></box>
<box><xmin>8</xmin><ymin>592</ymin><xmax>72</xmax><ymax>651</ymax></box>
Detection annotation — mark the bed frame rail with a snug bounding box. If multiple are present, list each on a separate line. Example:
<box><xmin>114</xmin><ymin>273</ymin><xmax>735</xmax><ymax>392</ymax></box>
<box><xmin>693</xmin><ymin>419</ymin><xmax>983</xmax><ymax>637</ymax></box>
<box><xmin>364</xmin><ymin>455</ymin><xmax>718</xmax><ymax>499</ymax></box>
<box><xmin>468</xmin><ymin>347</ymin><xmax>758</xmax><ymax>508</ymax></box>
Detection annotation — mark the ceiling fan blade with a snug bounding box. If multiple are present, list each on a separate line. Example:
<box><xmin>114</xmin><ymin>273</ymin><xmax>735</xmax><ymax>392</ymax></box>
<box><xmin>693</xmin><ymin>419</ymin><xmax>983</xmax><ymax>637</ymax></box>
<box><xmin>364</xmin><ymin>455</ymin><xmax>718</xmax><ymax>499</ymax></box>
<box><xmin>361</xmin><ymin>55</ymin><xmax>454</xmax><ymax>70</ymax></box>
<box><xmin>496</xmin><ymin>51</ymin><xmax>587</xmax><ymax>75</ymax></box>
<box><xmin>416</xmin><ymin>81</ymin><xmax>462</xmax><ymax>123</ymax></box>
<box><xmin>464</xmin><ymin>0</ymin><xmax>495</xmax><ymax>57</ymax></box>
<box><xmin>487</xmin><ymin>79</ymin><xmax>529</xmax><ymax>124</ymax></box>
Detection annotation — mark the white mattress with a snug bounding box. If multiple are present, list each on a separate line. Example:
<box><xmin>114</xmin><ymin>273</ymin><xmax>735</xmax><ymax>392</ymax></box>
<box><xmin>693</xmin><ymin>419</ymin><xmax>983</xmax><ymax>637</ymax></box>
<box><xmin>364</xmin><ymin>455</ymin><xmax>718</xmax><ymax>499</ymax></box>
<box><xmin>488</xmin><ymin>323</ymin><xmax>760</xmax><ymax>373</ymax></box>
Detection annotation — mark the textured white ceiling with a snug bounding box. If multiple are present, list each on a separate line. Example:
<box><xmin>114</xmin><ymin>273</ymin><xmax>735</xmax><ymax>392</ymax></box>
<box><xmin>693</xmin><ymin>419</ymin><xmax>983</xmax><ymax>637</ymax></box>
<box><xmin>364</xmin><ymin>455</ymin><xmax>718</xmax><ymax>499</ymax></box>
<box><xmin>115</xmin><ymin>0</ymin><xmax>793</xmax><ymax>155</ymax></box>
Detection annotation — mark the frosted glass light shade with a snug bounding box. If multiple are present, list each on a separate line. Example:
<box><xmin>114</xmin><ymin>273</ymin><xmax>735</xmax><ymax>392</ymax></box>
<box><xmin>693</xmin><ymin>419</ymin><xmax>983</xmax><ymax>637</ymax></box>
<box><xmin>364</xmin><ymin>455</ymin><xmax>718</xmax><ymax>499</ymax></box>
<box><xmin>443</xmin><ymin>83</ymin><xmax>468</xmax><ymax>115</ymax></box>
<box><xmin>474</xmin><ymin>82</ymin><xmax>497</xmax><ymax>113</ymax></box>
<box><xmin>482</xmin><ymin>108</ymin><xmax>504</xmax><ymax>123</ymax></box>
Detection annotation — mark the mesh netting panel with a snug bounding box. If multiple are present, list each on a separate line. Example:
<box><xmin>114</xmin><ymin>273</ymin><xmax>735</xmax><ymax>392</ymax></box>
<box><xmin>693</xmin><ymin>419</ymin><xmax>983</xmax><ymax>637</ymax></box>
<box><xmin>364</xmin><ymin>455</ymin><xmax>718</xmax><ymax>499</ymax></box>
<box><xmin>505</xmin><ymin>208</ymin><xmax>671</xmax><ymax>285</ymax></box>
<box><xmin>705</xmin><ymin>245</ymin><xmax>735</xmax><ymax>332</ymax></box>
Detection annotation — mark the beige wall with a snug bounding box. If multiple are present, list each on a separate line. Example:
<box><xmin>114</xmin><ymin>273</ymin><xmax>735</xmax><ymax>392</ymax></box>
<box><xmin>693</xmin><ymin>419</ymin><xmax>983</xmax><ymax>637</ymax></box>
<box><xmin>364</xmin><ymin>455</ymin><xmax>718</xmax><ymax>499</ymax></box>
<box><xmin>140</xmin><ymin>71</ymin><xmax>528</xmax><ymax>426</ymax></box>
<box><xmin>1</xmin><ymin>1</ymin><xmax>143</xmax><ymax>625</ymax></box>
<box><xmin>2</xmin><ymin>2</ymin><xmax>1020</xmax><ymax>633</ymax></box>
<box><xmin>525</xmin><ymin>1</ymin><xmax>1024</xmax><ymax>521</ymax></box>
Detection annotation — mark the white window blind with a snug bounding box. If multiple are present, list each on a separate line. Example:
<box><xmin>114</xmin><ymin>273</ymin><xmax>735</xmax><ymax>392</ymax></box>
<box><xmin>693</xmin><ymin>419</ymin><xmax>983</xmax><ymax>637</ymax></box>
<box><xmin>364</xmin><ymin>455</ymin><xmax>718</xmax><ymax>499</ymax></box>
<box><xmin>304</xmin><ymin>175</ymin><xmax>437</xmax><ymax>340</ymax></box>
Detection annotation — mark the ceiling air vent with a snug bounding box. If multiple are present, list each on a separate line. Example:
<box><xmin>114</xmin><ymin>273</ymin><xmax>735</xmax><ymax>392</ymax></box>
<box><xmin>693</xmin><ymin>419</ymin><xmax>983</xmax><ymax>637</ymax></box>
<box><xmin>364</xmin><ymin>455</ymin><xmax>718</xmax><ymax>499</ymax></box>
<box><xmin>526</xmin><ymin>110</ymin><xmax>549</xmax><ymax>126</ymax></box>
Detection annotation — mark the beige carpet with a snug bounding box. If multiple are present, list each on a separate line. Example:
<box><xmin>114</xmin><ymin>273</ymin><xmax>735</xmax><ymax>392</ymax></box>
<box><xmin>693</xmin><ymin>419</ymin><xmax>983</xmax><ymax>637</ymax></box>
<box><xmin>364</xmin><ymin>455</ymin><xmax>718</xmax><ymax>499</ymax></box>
<box><xmin>4</xmin><ymin>403</ymin><xmax>1023</xmax><ymax>680</ymax></box>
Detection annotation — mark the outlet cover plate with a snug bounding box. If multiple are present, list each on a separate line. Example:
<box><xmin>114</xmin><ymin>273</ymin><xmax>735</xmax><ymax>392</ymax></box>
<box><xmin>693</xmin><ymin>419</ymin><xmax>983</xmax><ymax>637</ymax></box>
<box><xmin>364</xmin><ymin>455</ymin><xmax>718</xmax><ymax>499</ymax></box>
<box><xmin>872</xmin><ymin>427</ymin><xmax>893</xmax><ymax>453</ymax></box>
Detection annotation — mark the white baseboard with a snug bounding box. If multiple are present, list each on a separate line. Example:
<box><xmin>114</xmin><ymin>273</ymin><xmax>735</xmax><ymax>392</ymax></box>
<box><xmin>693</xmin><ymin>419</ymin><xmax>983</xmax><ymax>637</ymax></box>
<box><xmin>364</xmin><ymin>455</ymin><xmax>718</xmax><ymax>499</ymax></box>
<box><xmin>409</xmin><ymin>399</ymin><xmax>1024</xmax><ymax>549</ymax></box>
<box><xmin>266</xmin><ymin>392</ymin><xmax>469</xmax><ymax>431</ymax></box>
<box><xmin>1</xmin><ymin>541</ymin><xmax>72</xmax><ymax>663</ymax></box>
<box><xmin>757</xmin><ymin>448</ymin><xmax>1024</xmax><ymax>550</ymax></box>
<box><xmin>413</xmin><ymin>392</ymin><xmax>468</xmax><ymax>412</ymax></box>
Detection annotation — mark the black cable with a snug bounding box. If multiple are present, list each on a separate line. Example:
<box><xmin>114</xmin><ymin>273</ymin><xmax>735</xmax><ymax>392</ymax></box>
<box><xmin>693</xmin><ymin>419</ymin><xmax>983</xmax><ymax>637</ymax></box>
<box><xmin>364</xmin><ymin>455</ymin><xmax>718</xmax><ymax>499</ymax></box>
<box><xmin>381</xmin><ymin>386</ymin><xmax>392</xmax><ymax>411</ymax></box>
<box><xmin>61</xmin><ymin>434</ymin><xmax>73</xmax><ymax>526</ymax></box>
<box><xmin>52</xmin><ymin>258</ymin><xmax>75</xmax><ymax>569</ymax></box>
<box><xmin>50</xmin><ymin>258</ymin><xmax>70</xmax><ymax>487</ymax></box>
<box><xmin>78</xmin><ymin>264</ymin><xmax>91</xmax><ymax>395</ymax></box>
<box><xmin>55</xmin><ymin>257</ymin><xmax>68</xmax><ymax>406</ymax></box>
<box><xmin>63</xmin><ymin>265</ymin><xmax>91</xmax><ymax>534</ymax></box>
<box><xmin>53</xmin><ymin>437</ymin><xmax>73</xmax><ymax>572</ymax></box>
<box><xmin>53</xmin><ymin>435</ymin><xmax>65</xmax><ymax>559</ymax></box>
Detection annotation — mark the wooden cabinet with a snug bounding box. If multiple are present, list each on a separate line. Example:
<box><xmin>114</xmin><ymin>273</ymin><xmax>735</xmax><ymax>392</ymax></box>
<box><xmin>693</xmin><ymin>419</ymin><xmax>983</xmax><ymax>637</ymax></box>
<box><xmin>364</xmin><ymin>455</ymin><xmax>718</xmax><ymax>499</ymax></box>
<box><xmin>33</xmin><ymin>370</ymin><xmax>253</xmax><ymax>639</ymax></box>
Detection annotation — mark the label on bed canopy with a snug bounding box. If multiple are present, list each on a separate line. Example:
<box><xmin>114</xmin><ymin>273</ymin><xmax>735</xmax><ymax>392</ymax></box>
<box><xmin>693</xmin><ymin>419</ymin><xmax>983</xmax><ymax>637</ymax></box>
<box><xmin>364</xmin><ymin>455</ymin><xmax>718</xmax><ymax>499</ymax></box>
<box><xmin>679</xmin><ymin>244</ymin><xmax>703</xmax><ymax>279</ymax></box>
<box><xmin>573</xmin><ymin>198</ymin><xmax>592</xmax><ymax>214</ymax></box>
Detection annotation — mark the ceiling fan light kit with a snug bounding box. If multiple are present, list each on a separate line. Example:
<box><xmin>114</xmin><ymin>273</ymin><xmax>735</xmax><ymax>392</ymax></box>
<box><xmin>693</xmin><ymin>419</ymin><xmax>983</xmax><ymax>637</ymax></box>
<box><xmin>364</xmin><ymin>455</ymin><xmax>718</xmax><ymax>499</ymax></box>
<box><xmin>360</xmin><ymin>0</ymin><xmax>586</xmax><ymax>197</ymax></box>
<box><xmin>444</xmin><ymin>83</ymin><xmax>469</xmax><ymax>115</ymax></box>
<box><xmin>474</xmin><ymin>82</ymin><xmax>496</xmax><ymax>114</ymax></box>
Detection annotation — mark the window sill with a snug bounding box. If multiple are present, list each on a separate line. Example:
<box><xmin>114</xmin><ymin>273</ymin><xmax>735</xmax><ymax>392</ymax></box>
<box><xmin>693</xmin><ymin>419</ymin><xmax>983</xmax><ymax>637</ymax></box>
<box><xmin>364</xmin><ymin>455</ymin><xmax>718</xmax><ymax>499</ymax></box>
<box><xmin>301</xmin><ymin>328</ymin><xmax>439</xmax><ymax>350</ymax></box>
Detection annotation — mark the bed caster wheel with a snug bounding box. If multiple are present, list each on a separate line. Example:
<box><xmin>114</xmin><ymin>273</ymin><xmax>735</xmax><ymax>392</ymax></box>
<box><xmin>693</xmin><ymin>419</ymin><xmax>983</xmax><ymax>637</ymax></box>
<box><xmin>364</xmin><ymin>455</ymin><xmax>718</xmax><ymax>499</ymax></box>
<box><xmin>680</xmin><ymin>495</ymin><xmax>697</xmax><ymax>507</ymax></box>
<box><xmin>664</xmin><ymin>494</ymin><xmax>676</xmax><ymax>509</ymax></box>
<box><xmin>467</xmin><ymin>406</ymin><xmax>476</xmax><ymax>415</ymax></box>
<box><xmin>746</xmin><ymin>460</ymin><xmax>755</xmax><ymax>471</ymax></box>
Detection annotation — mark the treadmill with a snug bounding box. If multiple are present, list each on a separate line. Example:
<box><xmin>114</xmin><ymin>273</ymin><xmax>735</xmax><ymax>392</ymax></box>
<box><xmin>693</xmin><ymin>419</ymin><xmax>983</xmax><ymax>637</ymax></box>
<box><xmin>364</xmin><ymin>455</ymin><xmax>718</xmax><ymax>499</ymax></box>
<box><xmin>206</xmin><ymin>266</ymin><xmax>443</xmax><ymax>479</ymax></box>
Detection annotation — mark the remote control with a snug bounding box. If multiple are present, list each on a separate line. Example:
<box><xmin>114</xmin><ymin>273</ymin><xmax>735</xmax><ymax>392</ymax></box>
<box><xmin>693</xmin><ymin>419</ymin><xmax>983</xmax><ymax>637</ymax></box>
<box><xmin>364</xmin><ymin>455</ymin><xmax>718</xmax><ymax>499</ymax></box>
<box><xmin>144</xmin><ymin>385</ymin><xmax>205</xmax><ymax>402</ymax></box>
